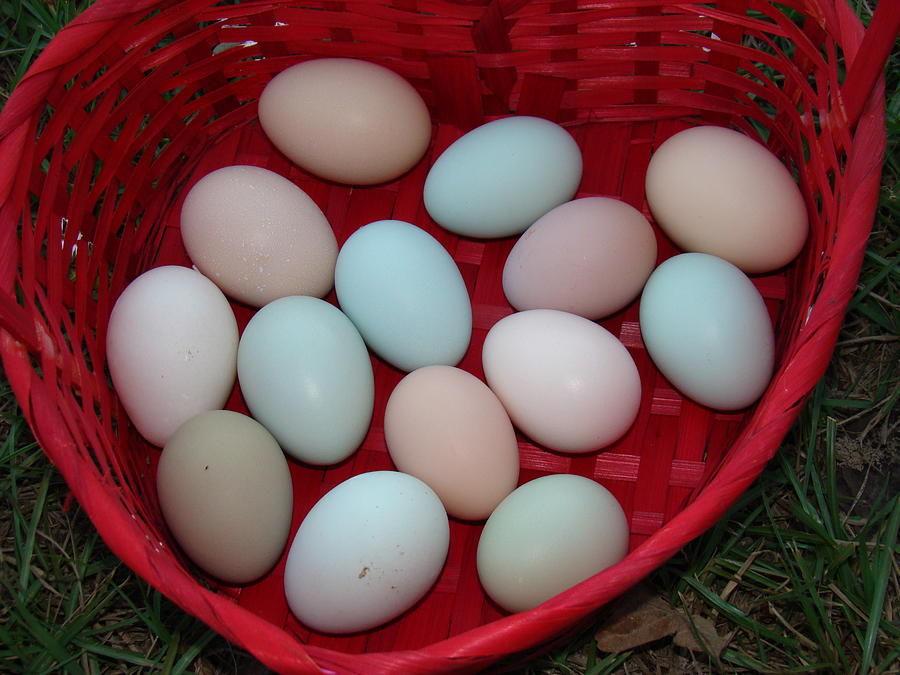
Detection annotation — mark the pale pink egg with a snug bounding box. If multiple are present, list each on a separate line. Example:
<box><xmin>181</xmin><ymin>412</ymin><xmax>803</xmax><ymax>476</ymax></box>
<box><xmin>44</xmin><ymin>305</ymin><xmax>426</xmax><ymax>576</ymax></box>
<box><xmin>502</xmin><ymin>197</ymin><xmax>657</xmax><ymax>320</ymax></box>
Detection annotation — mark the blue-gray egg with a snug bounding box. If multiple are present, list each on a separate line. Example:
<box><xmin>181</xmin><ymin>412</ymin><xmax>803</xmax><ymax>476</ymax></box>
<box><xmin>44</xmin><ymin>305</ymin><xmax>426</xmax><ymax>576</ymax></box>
<box><xmin>423</xmin><ymin>116</ymin><xmax>583</xmax><ymax>238</ymax></box>
<box><xmin>335</xmin><ymin>220</ymin><xmax>472</xmax><ymax>372</ymax></box>
<box><xmin>639</xmin><ymin>253</ymin><xmax>775</xmax><ymax>410</ymax></box>
<box><xmin>237</xmin><ymin>296</ymin><xmax>374</xmax><ymax>465</ymax></box>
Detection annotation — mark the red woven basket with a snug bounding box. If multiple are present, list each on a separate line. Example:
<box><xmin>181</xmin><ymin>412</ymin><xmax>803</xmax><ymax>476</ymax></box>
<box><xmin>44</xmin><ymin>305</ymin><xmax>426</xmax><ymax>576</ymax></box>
<box><xmin>0</xmin><ymin>0</ymin><xmax>895</xmax><ymax>672</ymax></box>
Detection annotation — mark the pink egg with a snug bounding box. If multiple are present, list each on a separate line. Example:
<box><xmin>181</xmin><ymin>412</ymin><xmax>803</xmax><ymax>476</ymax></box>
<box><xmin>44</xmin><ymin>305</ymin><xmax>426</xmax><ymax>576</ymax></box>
<box><xmin>482</xmin><ymin>309</ymin><xmax>641</xmax><ymax>454</ymax></box>
<box><xmin>502</xmin><ymin>197</ymin><xmax>657</xmax><ymax>320</ymax></box>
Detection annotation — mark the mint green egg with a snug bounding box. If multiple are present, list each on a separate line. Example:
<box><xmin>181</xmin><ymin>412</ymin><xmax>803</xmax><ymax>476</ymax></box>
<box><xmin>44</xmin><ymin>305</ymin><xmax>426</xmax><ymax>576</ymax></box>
<box><xmin>237</xmin><ymin>296</ymin><xmax>374</xmax><ymax>465</ymax></box>
<box><xmin>335</xmin><ymin>220</ymin><xmax>472</xmax><ymax>372</ymax></box>
<box><xmin>423</xmin><ymin>116</ymin><xmax>583</xmax><ymax>238</ymax></box>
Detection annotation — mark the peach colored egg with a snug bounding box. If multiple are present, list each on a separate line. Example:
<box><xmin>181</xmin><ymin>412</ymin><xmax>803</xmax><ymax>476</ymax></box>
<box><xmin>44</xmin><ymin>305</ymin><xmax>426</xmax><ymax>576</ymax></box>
<box><xmin>502</xmin><ymin>197</ymin><xmax>657</xmax><ymax>320</ymax></box>
<box><xmin>258</xmin><ymin>58</ymin><xmax>432</xmax><ymax>185</ymax></box>
<box><xmin>180</xmin><ymin>165</ymin><xmax>338</xmax><ymax>307</ymax></box>
<box><xmin>482</xmin><ymin>309</ymin><xmax>641</xmax><ymax>454</ymax></box>
<box><xmin>384</xmin><ymin>366</ymin><xmax>519</xmax><ymax>521</ymax></box>
<box><xmin>645</xmin><ymin>125</ymin><xmax>808</xmax><ymax>273</ymax></box>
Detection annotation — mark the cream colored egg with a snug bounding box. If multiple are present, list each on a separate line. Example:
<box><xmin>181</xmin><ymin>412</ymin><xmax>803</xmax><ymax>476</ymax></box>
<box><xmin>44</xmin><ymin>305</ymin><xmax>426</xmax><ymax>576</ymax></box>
<box><xmin>157</xmin><ymin>410</ymin><xmax>294</xmax><ymax>585</ymax></box>
<box><xmin>180</xmin><ymin>165</ymin><xmax>337</xmax><ymax>307</ymax></box>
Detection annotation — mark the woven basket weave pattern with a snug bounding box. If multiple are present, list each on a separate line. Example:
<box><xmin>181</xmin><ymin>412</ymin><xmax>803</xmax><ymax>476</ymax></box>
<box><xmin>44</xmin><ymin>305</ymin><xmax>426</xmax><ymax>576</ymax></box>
<box><xmin>0</xmin><ymin>0</ymin><xmax>892</xmax><ymax>673</ymax></box>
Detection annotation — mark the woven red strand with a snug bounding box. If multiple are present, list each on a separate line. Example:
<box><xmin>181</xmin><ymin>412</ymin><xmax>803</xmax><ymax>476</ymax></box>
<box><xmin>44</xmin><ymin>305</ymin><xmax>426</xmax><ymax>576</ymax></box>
<box><xmin>0</xmin><ymin>0</ymin><xmax>893</xmax><ymax>673</ymax></box>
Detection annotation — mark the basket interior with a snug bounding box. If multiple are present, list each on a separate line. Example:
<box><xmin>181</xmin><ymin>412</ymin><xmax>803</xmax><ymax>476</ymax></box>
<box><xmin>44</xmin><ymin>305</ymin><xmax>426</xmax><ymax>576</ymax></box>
<box><xmin>3</xmin><ymin>0</ymin><xmax>859</xmax><ymax>663</ymax></box>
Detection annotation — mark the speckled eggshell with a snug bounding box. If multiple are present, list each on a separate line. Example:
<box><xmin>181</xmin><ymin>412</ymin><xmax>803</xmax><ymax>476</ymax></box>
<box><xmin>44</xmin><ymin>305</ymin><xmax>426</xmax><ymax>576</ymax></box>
<box><xmin>180</xmin><ymin>165</ymin><xmax>338</xmax><ymax>308</ymax></box>
<box><xmin>283</xmin><ymin>471</ymin><xmax>450</xmax><ymax>634</ymax></box>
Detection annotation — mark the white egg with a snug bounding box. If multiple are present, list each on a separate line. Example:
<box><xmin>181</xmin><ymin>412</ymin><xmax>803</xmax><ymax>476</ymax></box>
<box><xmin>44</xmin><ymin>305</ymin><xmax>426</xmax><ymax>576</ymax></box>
<box><xmin>106</xmin><ymin>266</ymin><xmax>238</xmax><ymax>447</ymax></box>
<box><xmin>284</xmin><ymin>471</ymin><xmax>450</xmax><ymax>634</ymax></box>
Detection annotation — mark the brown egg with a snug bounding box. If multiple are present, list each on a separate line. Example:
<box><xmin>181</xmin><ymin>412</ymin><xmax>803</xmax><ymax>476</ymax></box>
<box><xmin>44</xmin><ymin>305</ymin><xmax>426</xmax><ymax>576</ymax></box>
<box><xmin>645</xmin><ymin>125</ymin><xmax>808</xmax><ymax>274</ymax></box>
<box><xmin>156</xmin><ymin>410</ymin><xmax>293</xmax><ymax>584</ymax></box>
<box><xmin>258</xmin><ymin>58</ymin><xmax>432</xmax><ymax>185</ymax></box>
<box><xmin>180</xmin><ymin>165</ymin><xmax>337</xmax><ymax>307</ymax></box>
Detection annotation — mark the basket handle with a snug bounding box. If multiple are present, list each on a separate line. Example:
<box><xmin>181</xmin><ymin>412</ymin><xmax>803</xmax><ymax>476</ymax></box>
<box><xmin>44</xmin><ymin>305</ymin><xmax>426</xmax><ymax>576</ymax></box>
<box><xmin>840</xmin><ymin>0</ymin><xmax>900</xmax><ymax>128</ymax></box>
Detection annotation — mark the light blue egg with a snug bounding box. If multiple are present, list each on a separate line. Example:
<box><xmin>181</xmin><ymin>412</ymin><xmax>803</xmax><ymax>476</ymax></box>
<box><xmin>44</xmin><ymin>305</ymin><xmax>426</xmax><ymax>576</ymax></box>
<box><xmin>237</xmin><ymin>296</ymin><xmax>374</xmax><ymax>465</ymax></box>
<box><xmin>335</xmin><ymin>220</ymin><xmax>472</xmax><ymax>372</ymax></box>
<box><xmin>639</xmin><ymin>253</ymin><xmax>775</xmax><ymax>411</ymax></box>
<box><xmin>423</xmin><ymin>116</ymin><xmax>583</xmax><ymax>238</ymax></box>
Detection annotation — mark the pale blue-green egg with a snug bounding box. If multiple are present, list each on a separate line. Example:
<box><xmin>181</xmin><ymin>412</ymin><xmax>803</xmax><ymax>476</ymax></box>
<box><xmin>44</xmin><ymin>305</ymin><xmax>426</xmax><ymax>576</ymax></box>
<box><xmin>423</xmin><ymin>116</ymin><xmax>583</xmax><ymax>238</ymax></box>
<box><xmin>237</xmin><ymin>296</ymin><xmax>374</xmax><ymax>465</ymax></box>
<box><xmin>639</xmin><ymin>253</ymin><xmax>775</xmax><ymax>410</ymax></box>
<box><xmin>335</xmin><ymin>220</ymin><xmax>472</xmax><ymax>372</ymax></box>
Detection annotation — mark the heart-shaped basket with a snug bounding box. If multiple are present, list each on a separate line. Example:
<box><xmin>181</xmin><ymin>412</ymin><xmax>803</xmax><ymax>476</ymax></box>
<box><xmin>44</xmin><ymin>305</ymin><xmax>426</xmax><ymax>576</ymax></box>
<box><xmin>0</xmin><ymin>1</ymin><xmax>894</xmax><ymax>673</ymax></box>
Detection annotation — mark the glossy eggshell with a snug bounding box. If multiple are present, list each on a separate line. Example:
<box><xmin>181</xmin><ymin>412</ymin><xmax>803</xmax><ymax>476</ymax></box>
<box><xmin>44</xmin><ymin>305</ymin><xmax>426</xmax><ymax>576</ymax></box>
<box><xmin>258</xmin><ymin>58</ymin><xmax>431</xmax><ymax>185</ymax></box>
<box><xmin>180</xmin><ymin>165</ymin><xmax>338</xmax><ymax>307</ymax></box>
<box><xmin>334</xmin><ymin>220</ymin><xmax>472</xmax><ymax>372</ymax></box>
<box><xmin>502</xmin><ymin>197</ymin><xmax>658</xmax><ymax>320</ymax></box>
<box><xmin>106</xmin><ymin>266</ymin><xmax>238</xmax><ymax>447</ymax></box>
<box><xmin>156</xmin><ymin>410</ymin><xmax>293</xmax><ymax>584</ymax></box>
<box><xmin>423</xmin><ymin>116</ymin><xmax>583</xmax><ymax>238</ymax></box>
<box><xmin>477</xmin><ymin>474</ymin><xmax>629</xmax><ymax>613</ymax></box>
<box><xmin>237</xmin><ymin>296</ymin><xmax>374</xmax><ymax>465</ymax></box>
<box><xmin>283</xmin><ymin>471</ymin><xmax>450</xmax><ymax>634</ymax></box>
<box><xmin>482</xmin><ymin>309</ymin><xmax>641</xmax><ymax>453</ymax></box>
<box><xmin>384</xmin><ymin>366</ymin><xmax>519</xmax><ymax>521</ymax></box>
<box><xmin>638</xmin><ymin>252</ymin><xmax>775</xmax><ymax>410</ymax></box>
<box><xmin>645</xmin><ymin>125</ymin><xmax>808</xmax><ymax>273</ymax></box>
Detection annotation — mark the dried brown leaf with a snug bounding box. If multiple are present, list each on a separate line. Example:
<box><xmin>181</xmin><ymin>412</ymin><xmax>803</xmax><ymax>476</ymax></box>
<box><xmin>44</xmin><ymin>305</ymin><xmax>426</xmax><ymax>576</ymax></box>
<box><xmin>595</xmin><ymin>584</ymin><xmax>686</xmax><ymax>653</ymax></box>
<box><xmin>673</xmin><ymin>615</ymin><xmax>727</xmax><ymax>657</ymax></box>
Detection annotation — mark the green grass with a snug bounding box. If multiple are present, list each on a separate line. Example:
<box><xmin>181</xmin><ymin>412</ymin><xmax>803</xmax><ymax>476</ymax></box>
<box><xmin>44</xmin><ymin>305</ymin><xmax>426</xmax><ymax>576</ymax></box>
<box><xmin>1</xmin><ymin>0</ymin><xmax>897</xmax><ymax>673</ymax></box>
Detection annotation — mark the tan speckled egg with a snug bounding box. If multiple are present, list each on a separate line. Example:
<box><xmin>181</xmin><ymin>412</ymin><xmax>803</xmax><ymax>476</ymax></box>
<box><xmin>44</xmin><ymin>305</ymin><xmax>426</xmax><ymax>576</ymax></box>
<box><xmin>258</xmin><ymin>58</ymin><xmax>432</xmax><ymax>185</ymax></box>
<box><xmin>180</xmin><ymin>165</ymin><xmax>337</xmax><ymax>308</ymax></box>
<box><xmin>157</xmin><ymin>410</ymin><xmax>294</xmax><ymax>585</ymax></box>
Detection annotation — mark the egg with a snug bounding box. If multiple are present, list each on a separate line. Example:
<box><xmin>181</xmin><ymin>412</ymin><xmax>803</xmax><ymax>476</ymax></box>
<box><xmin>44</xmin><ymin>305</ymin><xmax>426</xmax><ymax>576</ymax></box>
<box><xmin>283</xmin><ymin>471</ymin><xmax>450</xmax><ymax>634</ymax></box>
<box><xmin>645</xmin><ymin>125</ymin><xmax>808</xmax><ymax>273</ymax></box>
<box><xmin>106</xmin><ymin>266</ymin><xmax>238</xmax><ymax>447</ymax></box>
<box><xmin>639</xmin><ymin>252</ymin><xmax>775</xmax><ymax>410</ymax></box>
<box><xmin>334</xmin><ymin>220</ymin><xmax>472</xmax><ymax>372</ymax></box>
<box><xmin>384</xmin><ymin>366</ymin><xmax>519</xmax><ymax>521</ymax></box>
<box><xmin>477</xmin><ymin>474</ymin><xmax>629</xmax><ymax>613</ymax></box>
<box><xmin>258</xmin><ymin>58</ymin><xmax>432</xmax><ymax>185</ymax></box>
<box><xmin>237</xmin><ymin>296</ymin><xmax>374</xmax><ymax>465</ymax></box>
<box><xmin>502</xmin><ymin>197</ymin><xmax>658</xmax><ymax>319</ymax></box>
<box><xmin>482</xmin><ymin>309</ymin><xmax>641</xmax><ymax>453</ymax></box>
<box><xmin>156</xmin><ymin>410</ymin><xmax>293</xmax><ymax>584</ymax></box>
<box><xmin>423</xmin><ymin>116</ymin><xmax>583</xmax><ymax>238</ymax></box>
<box><xmin>180</xmin><ymin>165</ymin><xmax>338</xmax><ymax>307</ymax></box>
